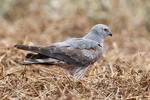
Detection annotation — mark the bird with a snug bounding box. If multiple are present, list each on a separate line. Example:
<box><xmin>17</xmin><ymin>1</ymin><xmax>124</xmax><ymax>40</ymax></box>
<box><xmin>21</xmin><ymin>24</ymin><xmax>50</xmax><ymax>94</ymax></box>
<box><xmin>14</xmin><ymin>24</ymin><xmax>112</xmax><ymax>80</ymax></box>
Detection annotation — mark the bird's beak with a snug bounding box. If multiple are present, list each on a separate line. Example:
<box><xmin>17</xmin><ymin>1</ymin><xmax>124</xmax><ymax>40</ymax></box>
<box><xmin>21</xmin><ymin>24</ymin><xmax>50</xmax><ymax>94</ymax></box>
<box><xmin>108</xmin><ymin>32</ymin><xmax>112</xmax><ymax>36</ymax></box>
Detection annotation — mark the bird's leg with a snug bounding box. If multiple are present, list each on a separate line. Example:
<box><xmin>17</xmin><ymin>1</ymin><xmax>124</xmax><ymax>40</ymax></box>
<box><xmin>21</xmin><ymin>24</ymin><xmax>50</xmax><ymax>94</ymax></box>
<box><xmin>68</xmin><ymin>66</ymin><xmax>89</xmax><ymax>80</ymax></box>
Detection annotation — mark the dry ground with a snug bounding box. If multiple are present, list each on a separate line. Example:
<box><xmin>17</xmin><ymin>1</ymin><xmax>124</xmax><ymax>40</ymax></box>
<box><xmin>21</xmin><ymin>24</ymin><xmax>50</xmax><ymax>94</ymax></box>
<box><xmin>0</xmin><ymin>0</ymin><xmax>150</xmax><ymax>100</ymax></box>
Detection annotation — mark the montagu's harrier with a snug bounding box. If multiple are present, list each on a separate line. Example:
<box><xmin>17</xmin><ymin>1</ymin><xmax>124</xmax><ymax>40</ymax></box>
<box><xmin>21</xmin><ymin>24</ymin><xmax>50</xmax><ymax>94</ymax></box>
<box><xmin>15</xmin><ymin>24</ymin><xmax>112</xmax><ymax>79</ymax></box>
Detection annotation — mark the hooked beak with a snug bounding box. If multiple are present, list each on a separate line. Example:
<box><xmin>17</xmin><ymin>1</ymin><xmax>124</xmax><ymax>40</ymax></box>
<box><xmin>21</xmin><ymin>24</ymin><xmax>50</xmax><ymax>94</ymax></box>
<box><xmin>108</xmin><ymin>32</ymin><xmax>112</xmax><ymax>36</ymax></box>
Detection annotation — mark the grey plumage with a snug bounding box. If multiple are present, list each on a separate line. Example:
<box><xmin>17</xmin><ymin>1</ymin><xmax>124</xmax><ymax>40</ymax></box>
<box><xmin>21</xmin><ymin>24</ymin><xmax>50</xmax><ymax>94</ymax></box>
<box><xmin>14</xmin><ymin>24</ymin><xmax>112</xmax><ymax>80</ymax></box>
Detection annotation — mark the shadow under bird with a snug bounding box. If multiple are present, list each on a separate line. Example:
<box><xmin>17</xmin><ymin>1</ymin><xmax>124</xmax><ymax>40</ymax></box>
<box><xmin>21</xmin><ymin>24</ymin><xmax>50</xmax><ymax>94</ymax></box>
<box><xmin>15</xmin><ymin>24</ymin><xmax>112</xmax><ymax>80</ymax></box>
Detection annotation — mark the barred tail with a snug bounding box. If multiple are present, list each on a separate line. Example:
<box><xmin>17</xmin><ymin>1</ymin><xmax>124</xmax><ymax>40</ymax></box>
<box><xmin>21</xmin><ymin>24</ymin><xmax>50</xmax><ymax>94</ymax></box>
<box><xmin>14</xmin><ymin>44</ymin><xmax>42</xmax><ymax>53</ymax></box>
<box><xmin>21</xmin><ymin>58</ymin><xmax>65</xmax><ymax>65</ymax></box>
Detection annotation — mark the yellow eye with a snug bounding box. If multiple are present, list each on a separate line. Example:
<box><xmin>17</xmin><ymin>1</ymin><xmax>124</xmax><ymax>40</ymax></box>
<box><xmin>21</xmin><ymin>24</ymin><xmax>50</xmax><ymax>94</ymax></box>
<box><xmin>104</xmin><ymin>28</ymin><xmax>108</xmax><ymax>32</ymax></box>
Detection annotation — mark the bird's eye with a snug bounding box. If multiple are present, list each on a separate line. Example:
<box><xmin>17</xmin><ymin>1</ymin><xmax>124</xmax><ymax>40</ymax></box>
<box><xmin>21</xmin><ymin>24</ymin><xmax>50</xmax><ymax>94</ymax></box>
<box><xmin>104</xmin><ymin>28</ymin><xmax>108</xmax><ymax>32</ymax></box>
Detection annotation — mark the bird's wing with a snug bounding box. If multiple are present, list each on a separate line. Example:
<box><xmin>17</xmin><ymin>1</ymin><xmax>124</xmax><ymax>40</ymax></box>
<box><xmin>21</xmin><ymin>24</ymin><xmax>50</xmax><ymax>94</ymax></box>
<box><xmin>15</xmin><ymin>39</ymin><xmax>102</xmax><ymax>67</ymax></box>
<box><xmin>54</xmin><ymin>38</ymin><xmax>101</xmax><ymax>49</ymax></box>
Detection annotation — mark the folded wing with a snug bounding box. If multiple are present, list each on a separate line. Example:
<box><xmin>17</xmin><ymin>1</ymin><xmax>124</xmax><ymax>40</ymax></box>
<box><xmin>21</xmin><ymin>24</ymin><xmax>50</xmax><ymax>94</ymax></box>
<box><xmin>15</xmin><ymin>38</ymin><xmax>102</xmax><ymax>67</ymax></box>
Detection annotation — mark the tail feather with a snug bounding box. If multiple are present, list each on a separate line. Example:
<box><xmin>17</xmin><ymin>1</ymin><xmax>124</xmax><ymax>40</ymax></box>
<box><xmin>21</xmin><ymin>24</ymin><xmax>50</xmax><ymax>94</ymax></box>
<box><xmin>14</xmin><ymin>44</ymin><xmax>42</xmax><ymax>53</ymax></box>
<box><xmin>25</xmin><ymin>53</ymin><xmax>49</xmax><ymax>59</ymax></box>
<box><xmin>21</xmin><ymin>58</ymin><xmax>65</xmax><ymax>65</ymax></box>
<box><xmin>14</xmin><ymin>44</ymin><xmax>55</xmax><ymax>58</ymax></box>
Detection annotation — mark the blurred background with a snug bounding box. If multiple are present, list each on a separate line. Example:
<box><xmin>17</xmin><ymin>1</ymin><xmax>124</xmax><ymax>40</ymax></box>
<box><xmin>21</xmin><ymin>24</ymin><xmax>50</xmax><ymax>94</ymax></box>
<box><xmin>0</xmin><ymin>0</ymin><xmax>150</xmax><ymax>46</ymax></box>
<box><xmin>0</xmin><ymin>0</ymin><xmax>150</xmax><ymax>99</ymax></box>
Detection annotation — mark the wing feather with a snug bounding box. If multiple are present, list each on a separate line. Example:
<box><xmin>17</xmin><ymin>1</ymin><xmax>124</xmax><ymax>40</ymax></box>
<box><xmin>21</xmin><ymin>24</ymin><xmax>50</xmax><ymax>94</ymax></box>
<box><xmin>15</xmin><ymin>39</ymin><xmax>102</xmax><ymax>67</ymax></box>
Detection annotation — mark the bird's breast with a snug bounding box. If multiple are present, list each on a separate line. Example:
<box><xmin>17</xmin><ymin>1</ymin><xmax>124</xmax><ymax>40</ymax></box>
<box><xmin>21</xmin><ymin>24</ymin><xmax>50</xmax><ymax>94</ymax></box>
<box><xmin>81</xmin><ymin>46</ymin><xmax>102</xmax><ymax>64</ymax></box>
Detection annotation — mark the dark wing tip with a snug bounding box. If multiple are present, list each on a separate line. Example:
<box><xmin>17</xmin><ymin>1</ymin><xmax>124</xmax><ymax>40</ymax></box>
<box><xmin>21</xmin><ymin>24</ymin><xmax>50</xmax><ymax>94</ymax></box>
<box><xmin>14</xmin><ymin>44</ymin><xmax>22</xmax><ymax>48</ymax></box>
<box><xmin>14</xmin><ymin>44</ymin><xmax>18</xmax><ymax>47</ymax></box>
<box><xmin>14</xmin><ymin>44</ymin><xmax>28</xmax><ymax>49</ymax></box>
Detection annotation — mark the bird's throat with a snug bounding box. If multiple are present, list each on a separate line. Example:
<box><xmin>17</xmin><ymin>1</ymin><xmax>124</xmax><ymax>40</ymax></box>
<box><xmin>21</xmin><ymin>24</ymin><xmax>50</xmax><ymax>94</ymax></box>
<box><xmin>83</xmin><ymin>32</ymin><xmax>104</xmax><ymax>46</ymax></box>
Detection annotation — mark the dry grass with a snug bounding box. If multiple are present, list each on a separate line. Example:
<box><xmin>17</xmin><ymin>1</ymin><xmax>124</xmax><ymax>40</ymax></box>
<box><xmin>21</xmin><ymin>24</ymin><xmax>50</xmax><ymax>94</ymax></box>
<box><xmin>0</xmin><ymin>0</ymin><xmax>150</xmax><ymax>100</ymax></box>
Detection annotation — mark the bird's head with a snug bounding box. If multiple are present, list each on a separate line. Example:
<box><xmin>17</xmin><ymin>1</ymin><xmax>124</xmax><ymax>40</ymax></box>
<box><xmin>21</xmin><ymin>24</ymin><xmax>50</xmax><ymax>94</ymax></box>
<box><xmin>91</xmin><ymin>24</ymin><xmax>112</xmax><ymax>38</ymax></box>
